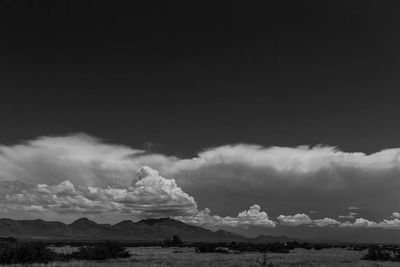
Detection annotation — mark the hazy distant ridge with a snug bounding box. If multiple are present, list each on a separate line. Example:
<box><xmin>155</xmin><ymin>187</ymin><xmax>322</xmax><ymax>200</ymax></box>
<box><xmin>0</xmin><ymin>217</ymin><xmax>293</xmax><ymax>243</ymax></box>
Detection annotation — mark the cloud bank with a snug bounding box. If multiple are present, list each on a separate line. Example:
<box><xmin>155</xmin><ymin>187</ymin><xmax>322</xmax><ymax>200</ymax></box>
<box><xmin>339</xmin><ymin>218</ymin><xmax>400</xmax><ymax>230</ymax></box>
<box><xmin>1</xmin><ymin>133</ymin><xmax>400</xmax><ymax>231</ymax></box>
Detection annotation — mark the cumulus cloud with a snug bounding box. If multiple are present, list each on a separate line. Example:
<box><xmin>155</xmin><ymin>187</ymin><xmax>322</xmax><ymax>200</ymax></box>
<box><xmin>3</xmin><ymin>166</ymin><xmax>197</xmax><ymax>217</ymax></box>
<box><xmin>392</xmin><ymin>212</ymin><xmax>400</xmax><ymax>219</ymax></box>
<box><xmin>277</xmin><ymin>214</ymin><xmax>313</xmax><ymax>226</ymax></box>
<box><xmin>338</xmin><ymin>212</ymin><xmax>358</xmax><ymax>219</ymax></box>
<box><xmin>1</xmin><ymin>133</ymin><xmax>400</xmax><ymax>231</ymax></box>
<box><xmin>0</xmin><ymin>134</ymin><xmax>175</xmax><ymax>187</ymax></box>
<box><xmin>176</xmin><ymin>204</ymin><xmax>276</xmax><ymax>228</ymax></box>
<box><xmin>313</xmin><ymin>218</ymin><xmax>341</xmax><ymax>227</ymax></box>
<box><xmin>339</xmin><ymin>218</ymin><xmax>400</xmax><ymax>230</ymax></box>
<box><xmin>277</xmin><ymin>213</ymin><xmax>342</xmax><ymax>228</ymax></box>
<box><xmin>168</xmin><ymin>144</ymin><xmax>400</xmax><ymax>222</ymax></box>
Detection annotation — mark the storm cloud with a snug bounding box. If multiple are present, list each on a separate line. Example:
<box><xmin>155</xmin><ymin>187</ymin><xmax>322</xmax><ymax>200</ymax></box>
<box><xmin>0</xmin><ymin>133</ymin><xmax>400</xmax><ymax>231</ymax></box>
<box><xmin>2</xmin><ymin>166</ymin><xmax>197</xmax><ymax>218</ymax></box>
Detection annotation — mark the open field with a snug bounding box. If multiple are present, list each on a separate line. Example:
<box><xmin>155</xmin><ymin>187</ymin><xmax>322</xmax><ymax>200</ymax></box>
<box><xmin>3</xmin><ymin>247</ymin><xmax>399</xmax><ymax>267</ymax></box>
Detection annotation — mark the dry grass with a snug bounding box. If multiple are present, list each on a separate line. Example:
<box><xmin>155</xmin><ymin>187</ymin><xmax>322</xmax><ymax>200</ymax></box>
<box><xmin>2</xmin><ymin>247</ymin><xmax>400</xmax><ymax>267</ymax></box>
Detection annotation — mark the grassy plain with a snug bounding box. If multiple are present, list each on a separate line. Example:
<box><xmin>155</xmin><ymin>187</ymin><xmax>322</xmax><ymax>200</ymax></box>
<box><xmin>3</xmin><ymin>247</ymin><xmax>400</xmax><ymax>267</ymax></box>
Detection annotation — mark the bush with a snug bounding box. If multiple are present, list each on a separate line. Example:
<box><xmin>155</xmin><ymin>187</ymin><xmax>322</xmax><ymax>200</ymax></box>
<box><xmin>0</xmin><ymin>240</ymin><xmax>130</xmax><ymax>264</ymax></box>
<box><xmin>0</xmin><ymin>242</ymin><xmax>57</xmax><ymax>264</ymax></box>
<box><xmin>362</xmin><ymin>247</ymin><xmax>400</xmax><ymax>261</ymax></box>
<box><xmin>67</xmin><ymin>241</ymin><xmax>131</xmax><ymax>261</ymax></box>
<box><xmin>196</xmin><ymin>244</ymin><xmax>217</xmax><ymax>253</ymax></box>
<box><xmin>195</xmin><ymin>242</ymin><xmax>292</xmax><ymax>254</ymax></box>
<box><xmin>162</xmin><ymin>235</ymin><xmax>183</xmax><ymax>247</ymax></box>
<box><xmin>0</xmin><ymin>237</ymin><xmax>17</xmax><ymax>243</ymax></box>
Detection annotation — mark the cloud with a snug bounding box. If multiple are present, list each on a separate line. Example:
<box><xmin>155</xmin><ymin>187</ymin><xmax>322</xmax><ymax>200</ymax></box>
<box><xmin>339</xmin><ymin>217</ymin><xmax>400</xmax><ymax>230</ymax></box>
<box><xmin>338</xmin><ymin>212</ymin><xmax>358</xmax><ymax>219</ymax></box>
<box><xmin>313</xmin><ymin>218</ymin><xmax>341</xmax><ymax>227</ymax></box>
<box><xmin>3</xmin><ymin>166</ymin><xmax>197</xmax><ymax>217</ymax></box>
<box><xmin>277</xmin><ymin>213</ymin><xmax>342</xmax><ymax>228</ymax></box>
<box><xmin>277</xmin><ymin>214</ymin><xmax>313</xmax><ymax>226</ymax></box>
<box><xmin>348</xmin><ymin>207</ymin><xmax>359</xmax><ymax>210</ymax></box>
<box><xmin>176</xmin><ymin>204</ymin><xmax>276</xmax><ymax>228</ymax></box>
<box><xmin>1</xmin><ymin>133</ymin><xmax>400</xmax><ymax>230</ymax></box>
<box><xmin>339</xmin><ymin>218</ymin><xmax>376</xmax><ymax>228</ymax></box>
<box><xmin>392</xmin><ymin>212</ymin><xmax>400</xmax><ymax>219</ymax></box>
<box><xmin>0</xmin><ymin>133</ymin><xmax>175</xmax><ymax>187</ymax></box>
<box><xmin>172</xmin><ymin>144</ymin><xmax>400</xmax><ymax>174</ymax></box>
<box><xmin>167</xmin><ymin>144</ymin><xmax>400</xmax><ymax>222</ymax></box>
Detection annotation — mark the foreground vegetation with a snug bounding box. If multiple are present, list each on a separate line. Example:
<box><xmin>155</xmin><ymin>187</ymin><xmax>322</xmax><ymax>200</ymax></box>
<box><xmin>1</xmin><ymin>236</ymin><xmax>400</xmax><ymax>266</ymax></box>
<box><xmin>4</xmin><ymin>247</ymin><xmax>399</xmax><ymax>267</ymax></box>
<box><xmin>0</xmin><ymin>240</ymin><xmax>129</xmax><ymax>264</ymax></box>
<box><xmin>362</xmin><ymin>246</ymin><xmax>400</xmax><ymax>262</ymax></box>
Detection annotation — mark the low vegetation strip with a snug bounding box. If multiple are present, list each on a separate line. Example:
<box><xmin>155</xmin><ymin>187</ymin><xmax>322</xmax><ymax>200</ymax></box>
<box><xmin>362</xmin><ymin>246</ymin><xmax>400</xmax><ymax>262</ymax></box>
<box><xmin>1</xmin><ymin>235</ymin><xmax>400</xmax><ymax>265</ymax></box>
<box><xmin>0</xmin><ymin>240</ymin><xmax>130</xmax><ymax>264</ymax></box>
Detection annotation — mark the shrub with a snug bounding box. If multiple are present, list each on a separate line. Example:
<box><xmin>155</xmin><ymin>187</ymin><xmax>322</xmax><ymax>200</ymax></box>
<box><xmin>0</xmin><ymin>242</ymin><xmax>57</xmax><ymax>264</ymax></box>
<box><xmin>67</xmin><ymin>241</ymin><xmax>131</xmax><ymax>261</ymax></box>
<box><xmin>196</xmin><ymin>244</ymin><xmax>217</xmax><ymax>253</ymax></box>
<box><xmin>195</xmin><ymin>242</ymin><xmax>292</xmax><ymax>254</ymax></box>
<box><xmin>362</xmin><ymin>247</ymin><xmax>400</xmax><ymax>261</ymax></box>
<box><xmin>161</xmin><ymin>235</ymin><xmax>183</xmax><ymax>247</ymax></box>
<box><xmin>0</xmin><ymin>237</ymin><xmax>17</xmax><ymax>243</ymax></box>
<box><xmin>0</xmin><ymin>240</ymin><xmax>130</xmax><ymax>264</ymax></box>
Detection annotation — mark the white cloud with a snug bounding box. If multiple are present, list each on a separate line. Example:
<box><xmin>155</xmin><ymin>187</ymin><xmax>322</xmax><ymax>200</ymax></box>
<box><xmin>378</xmin><ymin>219</ymin><xmax>400</xmax><ymax>230</ymax></box>
<box><xmin>176</xmin><ymin>204</ymin><xmax>276</xmax><ymax>228</ymax></box>
<box><xmin>338</xmin><ymin>212</ymin><xmax>358</xmax><ymax>219</ymax></box>
<box><xmin>3</xmin><ymin>166</ymin><xmax>197</xmax><ymax>217</ymax></box>
<box><xmin>1</xmin><ymin>133</ymin><xmax>400</xmax><ymax>228</ymax></box>
<box><xmin>277</xmin><ymin>214</ymin><xmax>313</xmax><ymax>226</ymax></box>
<box><xmin>313</xmin><ymin>218</ymin><xmax>341</xmax><ymax>227</ymax></box>
<box><xmin>172</xmin><ymin>144</ymin><xmax>400</xmax><ymax>174</ymax></box>
<box><xmin>339</xmin><ymin>218</ymin><xmax>376</xmax><ymax>228</ymax></box>
<box><xmin>348</xmin><ymin>207</ymin><xmax>359</xmax><ymax>210</ymax></box>
<box><xmin>277</xmin><ymin>213</ymin><xmax>342</xmax><ymax>228</ymax></box>
<box><xmin>0</xmin><ymin>134</ymin><xmax>175</xmax><ymax>187</ymax></box>
<box><xmin>169</xmin><ymin>143</ymin><xmax>400</xmax><ymax>224</ymax></box>
<box><xmin>339</xmin><ymin>218</ymin><xmax>400</xmax><ymax>230</ymax></box>
<box><xmin>392</xmin><ymin>212</ymin><xmax>400</xmax><ymax>219</ymax></box>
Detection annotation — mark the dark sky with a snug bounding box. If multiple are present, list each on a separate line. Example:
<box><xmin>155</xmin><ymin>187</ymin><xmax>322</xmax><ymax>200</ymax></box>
<box><xmin>1</xmin><ymin>0</ymin><xmax>400</xmax><ymax>156</ymax></box>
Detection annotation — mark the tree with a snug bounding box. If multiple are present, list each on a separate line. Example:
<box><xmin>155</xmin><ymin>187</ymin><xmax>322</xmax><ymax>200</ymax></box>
<box><xmin>172</xmin><ymin>235</ymin><xmax>183</xmax><ymax>246</ymax></box>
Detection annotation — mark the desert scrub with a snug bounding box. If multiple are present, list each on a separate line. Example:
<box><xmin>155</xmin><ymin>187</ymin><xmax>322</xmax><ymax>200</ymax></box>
<box><xmin>0</xmin><ymin>241</ymin><xmax>57</xmax><ymax>264</ymax></box>
<box><xmin>0</xmin><ymin>240</ymin><xmax>130</xmax><ymax>264</ymax></box>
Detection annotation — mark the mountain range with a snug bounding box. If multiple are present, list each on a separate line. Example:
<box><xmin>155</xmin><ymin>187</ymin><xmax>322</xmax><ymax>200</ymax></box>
<box><xmin>0</xmin><ymin>217</ymin><xmax>294</xmax><ymax>243</ymax></box>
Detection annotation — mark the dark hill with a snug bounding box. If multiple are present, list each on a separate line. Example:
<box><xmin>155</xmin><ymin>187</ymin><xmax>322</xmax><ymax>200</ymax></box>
<box><xmin>0</xmin><ymin>217</ymin><xmax>293</xmax><ymax>243</ymax></box>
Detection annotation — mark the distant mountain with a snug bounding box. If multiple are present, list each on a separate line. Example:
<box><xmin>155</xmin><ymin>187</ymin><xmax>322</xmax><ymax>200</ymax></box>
<box><xmin>0</xmin><ymin>217</ymin><xmax>295</xmax><ymax>243</ymax></box>
<box><xmin>0</xmin><ymin>217</ymin><xmax>237</xmax><ymax>242</ymax></box>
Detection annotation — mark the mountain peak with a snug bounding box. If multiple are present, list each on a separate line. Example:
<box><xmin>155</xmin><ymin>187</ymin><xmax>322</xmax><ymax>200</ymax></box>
<box><xmin>70</xmin><ymin>217</ymin><xmax>97</xmax><ymax>225</ymax></box>
<box><xmin>114</xmin><ymin>220</ymin><xmax>134</xmax><ymax>226</ymax></box>
<box><xmin>138</xmin><ymin>217</ymin><xmax>182</xmax><ymax>226</ymax></box>
<box><xmin>0</xmin><ymin>217</ymin><xmax>250</xmax><ymax>242</ymax></box>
